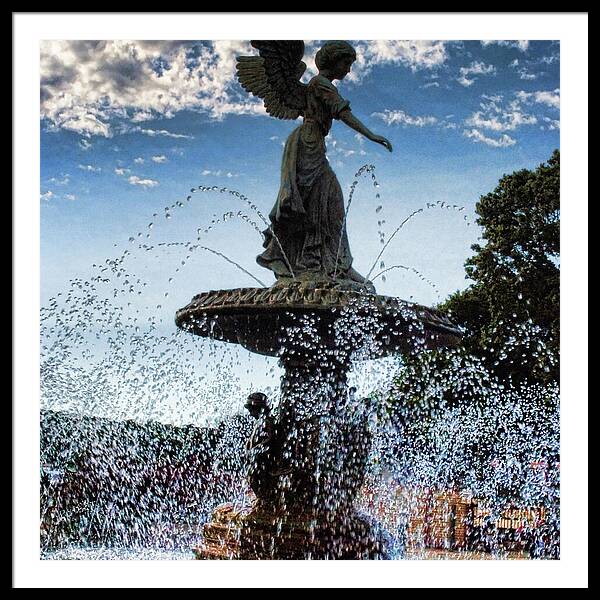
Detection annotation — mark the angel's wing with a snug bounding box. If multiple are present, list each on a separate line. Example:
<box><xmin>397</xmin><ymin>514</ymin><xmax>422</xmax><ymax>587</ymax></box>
<box><xmin>236</xmin><ymin>40</ymin><xmax>307</xmax><ymax>120</ymax></box>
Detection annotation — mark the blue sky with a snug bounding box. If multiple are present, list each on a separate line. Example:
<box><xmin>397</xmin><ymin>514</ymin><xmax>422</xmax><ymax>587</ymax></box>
<box><xmin>40</xmin><ymin>39</ymin><xmax>560</xmax><ymax>313</ymax></box>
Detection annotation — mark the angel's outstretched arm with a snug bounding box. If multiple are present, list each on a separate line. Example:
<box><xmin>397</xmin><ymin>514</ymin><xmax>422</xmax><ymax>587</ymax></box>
<box><xmin>339</xmin><ymin>108</ymin><xmax>393</xmax><ymax>152</ymax></box>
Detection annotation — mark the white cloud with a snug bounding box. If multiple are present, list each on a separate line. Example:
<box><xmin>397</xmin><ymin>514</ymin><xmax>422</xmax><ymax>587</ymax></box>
<box><xmin>542</xmin><ymin>117</ymin><xmax>560</xmax><ymax>130</ymax></box>
<box><xmin>151</xmin><ymin>155</ymin><xmax>168</xmax><ymax>163</ymax></box>
<box><xmin>40</xmin><ymin>40</ymin><xmax>452</xmax><ymax>136</ymax></box>
<box><xmin>481</xmin><ymin>40</ymin><xmax>530</xmax><ymax>52</ymax></box>
<box><xmin>132</xmin><ymin>127</ymin><xmax>195</xmax><ymax>139</ymax></box>
<box><xmin>457</xmin><ymin>61</ymin><xmax>496</xmax><ymax>87</ymax></box>
<box><xmin>372</xmin><ymin>109</ymin><xmax>438</xmax><ymax>127</ymax></box>
<box><xmin>130</xmin><ymin>110</ymin><xmax>155</xmax><ymax>123</ymax></box>
<box><xmin>537</xmin><ymin>91</ymin><xmax>561</xmax><ymax>107</ymax></box>
<box><xmin>114</xmin><ymin>167</ymin><xmax>130</xmax><ymax>176</ymax></box>
<box><xmin>49</xmin><ymin>174</ymin><xmax>70</xmax><ymax>185</ymax></box>
<box><xmin>463</xmin><ymin>62</ymin><xmax>497</xmax><ymax>76</ymax></box>
<box><xmin>201</xmin><ymin>169</ymin><xmax>239</xmax><ymax>178</ymax></box>
<box><xmin>481</xmin><ymin>94</ymin><xmax>503</xmax><ymax>104</ymax></box>
<box><xmin>78</xmin><ymin>164</ymin><xmax>101</xmax><ymax>172</ymax></box>
<box><xmin>509</xmin><ymin>58</ymin><xmax>539</xmax><ymax>79</ymax></box>
<box><xmin>134</xmin><ymin>157</ymin><xmax>145</xmax><ymax>164</ymax></box>
<box><xmin>128</xmin><ymin>175</ymin><xmax>159</xmax><ymax>187</ymax></box>
<box><xmin>421</xmin><ymin>81</ymin><xmax>440</xmax><ymax>89</ymax></box>
<box><xmin>40</xmin><ymin>190</ymin><xmax>54</xmax><ymax>200</ymax></box>
<box><xmin>64</xmin><ymin>193</ymin><xmax>77</xmax><ymax>201</ymax></box>
<box><xmin>78</xmin><ymin>138</ymin><xmax>92</xmax><ymax>151</ymax></box>
<box><xmin>463</xmin><ymin>90</ymin><xmax>559</xmax><ymax>144</ymax></box>
<box><xmin>347</xmin><ymin>40</ymin><xmax>448</xmax><ymax>82</ymax></box>
<box><xmin>541</xmin><ymin>53</ymin><xmax>560</xmax><ymax>65</ymax></box>
<box><xmin>466</xmin><ymin>98</ymin><xmax>537</xmax><ymax>132</ymax></box>
<box><xmin>40</xmin><ymin>40</ymin><xmax>264</xmax><ymax>137</ymax></box>
<box><xmin>464</xmin><ymin>129</ymin><xmax>516</xmax><ymax>148</ymax></box>
<box><xmin>518</xmin><ymin>69</ymin><xmax>538</xmax><ymax>80</ymax></box>
<box><xmin>516</xmin><ymin>89</ymin><xmax>560</xmax><ymax>109</ymax></box>
<box><xmin>327</xmin><ymin>136</ymin><xmax>357</xmax><ymax>158</ymax></box>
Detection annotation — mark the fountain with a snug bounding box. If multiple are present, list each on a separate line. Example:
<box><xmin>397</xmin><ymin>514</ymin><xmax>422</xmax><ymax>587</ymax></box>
<box><xmin>176</xmin><ymin>282</ymin><xmax>461</xmax><ymax>559</ymax></box>
<box><xmin>38</xmin><ymin>41</ymin><xmax>561</xmax><ymax>563</ymax></box>
<box><xmin>174</xmin><ymin>40</ymin><xmax>462</xmax><ymax>559</ymax></box>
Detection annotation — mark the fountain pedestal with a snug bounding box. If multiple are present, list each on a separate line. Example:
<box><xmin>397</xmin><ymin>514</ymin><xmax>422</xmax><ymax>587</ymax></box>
<box><xmin>175</xmin><ymin>281</ymin><xmax>461</xmax><ymax>559</ymax></box>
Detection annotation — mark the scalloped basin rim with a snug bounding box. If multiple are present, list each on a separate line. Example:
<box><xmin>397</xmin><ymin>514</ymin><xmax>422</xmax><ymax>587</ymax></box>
<box><xmin>175</xmin><ymin>286</ymin><xmax>462</xmax><ymax>358</ymax></box>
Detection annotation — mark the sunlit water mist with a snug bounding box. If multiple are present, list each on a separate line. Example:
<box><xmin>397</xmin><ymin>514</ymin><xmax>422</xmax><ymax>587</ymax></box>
<box><xmin>40</xmin><ymin>165</ymin><xmax>558</xmax><ymax>560</ymax></box>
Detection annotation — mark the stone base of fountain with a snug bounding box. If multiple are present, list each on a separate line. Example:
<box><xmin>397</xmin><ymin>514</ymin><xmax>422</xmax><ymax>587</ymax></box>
<box><xmin>195</xmin><ymin>502</ymin><xmax>388</xmax><ymax>560</ymax></box>
<box><xmin>177</xmin><ymin>280</ymin><xmax>461</xmax><ymax>560</ymax></box>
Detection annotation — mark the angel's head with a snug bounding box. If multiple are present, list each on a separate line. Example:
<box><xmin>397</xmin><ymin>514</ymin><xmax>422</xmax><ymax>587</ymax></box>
<box><xmin>315</xmin><ymin>41</ymin><xmax>356</xmax><ymax>80</ymax></box>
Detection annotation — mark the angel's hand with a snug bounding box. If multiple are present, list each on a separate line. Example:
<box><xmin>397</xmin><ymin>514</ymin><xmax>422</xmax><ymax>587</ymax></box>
<box><xmin>371</xmin><ymin>134</ymin><xmax>393</xmax><ymax>152</ymax></box>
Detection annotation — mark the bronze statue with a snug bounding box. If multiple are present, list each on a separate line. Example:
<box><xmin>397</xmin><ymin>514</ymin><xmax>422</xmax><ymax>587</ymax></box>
<box><xmin>236</xmin><ymin>41</ymin><xmax>392</xmax><ymax>290</ymax></box>
<box><xmin>180</xmin><ymin>41</ymin><xmax>462</xmax><ymax>559</ymax></box>
<box><xmin>244</xmin><ymin>392</ymin><xmax>289</xmax><ymax>504</ymax></box>
<box><xmin>244</xmin><ymin>393</ymin><xmax>275</xmax><ymax>499</ymax></box>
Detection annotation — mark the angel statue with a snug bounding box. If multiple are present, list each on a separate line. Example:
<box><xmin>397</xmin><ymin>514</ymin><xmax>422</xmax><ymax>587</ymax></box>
<box><xmin>236</xmin><ymin>41</ymin><xmax>392</xmax><ymax>292</ymax></box>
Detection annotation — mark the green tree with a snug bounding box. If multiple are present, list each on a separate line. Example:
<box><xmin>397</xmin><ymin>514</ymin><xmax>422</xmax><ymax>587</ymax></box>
<box><xmin>442</xmin><ymin>149</ymin><xmax>560</xmax><ymax>384</ymax></box>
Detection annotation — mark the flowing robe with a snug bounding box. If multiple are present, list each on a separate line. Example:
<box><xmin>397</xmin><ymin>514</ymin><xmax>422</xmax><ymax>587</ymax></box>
<box><xmin>257</xmin><ymin>75</ymin><xmax>356</xmax><ymax>281</ymax></box>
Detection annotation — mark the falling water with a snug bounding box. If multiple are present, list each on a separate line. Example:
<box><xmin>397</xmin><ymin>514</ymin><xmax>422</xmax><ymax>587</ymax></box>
<box><xmin>40</xmin><ymin>169</ymin><xmax>559</xmax><ymax>560</ymax></box>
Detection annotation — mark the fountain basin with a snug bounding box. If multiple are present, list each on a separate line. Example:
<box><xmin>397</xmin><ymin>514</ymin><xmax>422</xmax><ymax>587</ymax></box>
<box><xmin>175</xmin><ymin>282</ymin><xmax>462</xmax><ymax>358</ymax></box>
